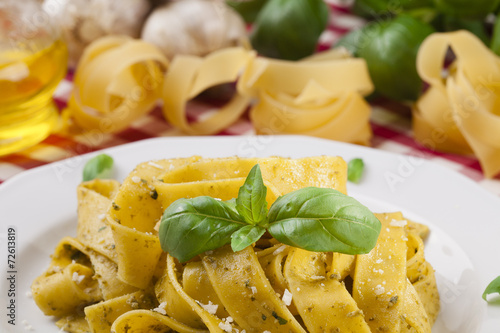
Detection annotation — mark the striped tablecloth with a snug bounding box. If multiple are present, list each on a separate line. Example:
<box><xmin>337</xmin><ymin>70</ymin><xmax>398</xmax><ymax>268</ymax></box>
<box><xmin>1</xmin><ymin>1</ymin><xmax>499</xmax><ymax>196</ymax></box>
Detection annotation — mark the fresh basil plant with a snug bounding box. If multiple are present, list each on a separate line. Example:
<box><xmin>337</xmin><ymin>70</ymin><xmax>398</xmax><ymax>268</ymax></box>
<box><xmin>82</xmin><ymin>153</ymin><xmax>114</xmax><ymax>181</ymax></box>
<box><xmin>159</xmin><ymin>164</ymin><xmax>381</xmax><ymax>262</ymax></box>
<box><xmin>250</xmin><ymin>0</ymin><xmax>329</xmax><ymax>60</ymax></box>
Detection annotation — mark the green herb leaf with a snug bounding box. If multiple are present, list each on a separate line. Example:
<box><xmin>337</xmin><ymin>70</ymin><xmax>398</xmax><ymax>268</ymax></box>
<box><xmin>250</xmin><ymin>0</ymin><xmax>329</xmax><ymax>60</ymax></box>
<box><xmin>236</xmin><ymin>164</ymin><xmax>268</xmax><ymax>225</ymax></box>
<box><xmin>82</xmin><ymin>154</ymin><xmax>114</xmax><ymax>181</ymax></box>
<box><xmin>483</xmin><ymin>276</ymin><xmax>500</xmax><ymax>301</ymax></box>
<box><xmin>267</xmin><ymin>187</ymin><xmax>381</xmax><ymax>254</ymax></box>
<box><xmin>225</xmin><ymin>198</ymin><xmax>238</xmax><ymax>213</ymax></box>
<box><xmin>159</xmin><ymin>197</ymin><xmax>246</xmax><ymax>262</ymax></box>
<box><xmin>347</xmin><ymin>158</ymin><xmax>365</xmax><ymax>184</ymax></box>
<box><xmin>231</xmin><ymin>225</ymin><xmax>266</xmax><ymax>252</ymax></box>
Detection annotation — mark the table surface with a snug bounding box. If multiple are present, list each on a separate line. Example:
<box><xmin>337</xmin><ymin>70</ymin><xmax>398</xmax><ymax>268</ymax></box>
<box><xmin>1</xmin><ymin>1</ymin><xmax>499</xmax><ymax>196</ymax></box>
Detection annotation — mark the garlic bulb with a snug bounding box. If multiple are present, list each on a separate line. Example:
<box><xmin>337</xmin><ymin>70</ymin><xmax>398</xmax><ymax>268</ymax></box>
<box><xmin>42</xmin><ymin>0</ymin><xmax>151</xmax><ymax>66</ymax></box>
<box><xmin>141</xmin><ymin>0</ymin><xmax>249</xmax><ymax>60</ymax></box>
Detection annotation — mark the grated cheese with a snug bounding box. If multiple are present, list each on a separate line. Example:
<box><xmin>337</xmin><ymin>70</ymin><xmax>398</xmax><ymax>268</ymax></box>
<box><xmin>282</xmin><ymin>289</ymin><xmax>293</xmax><ymax>306</ymax></box>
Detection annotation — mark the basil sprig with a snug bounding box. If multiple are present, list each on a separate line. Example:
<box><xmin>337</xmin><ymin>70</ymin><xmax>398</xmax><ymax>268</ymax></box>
<box><xmin>159</xmin><ymin>164</ymin><xmax>381</xmax><ymax>262</ymax></box>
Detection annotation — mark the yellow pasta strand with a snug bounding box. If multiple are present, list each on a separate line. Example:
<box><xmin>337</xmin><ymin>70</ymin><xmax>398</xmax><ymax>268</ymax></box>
<box><xmin>84</xmin><ymin>291</ymin><xmax>156</xmax><ymax>333</ymax></box>
<box><xmin>162</xmin><ymin>47</ymin><xmax>253</xmax><ymax>135</ymax></box>
<box><xmin>66</xmin><ymin>36</ymin><xmax>168</xmax><ymax>133</ymax></box>
<box><xmin>353</xmin><ymin>212</ymin><xmax>408</xmax><ymax>332</ymax></box>
<box><xmin>284</xmin><ymin>248</ymin><xmax>371</xmax><ymax>333</ymax></box>
<box><xmin>201</xmin><ymin>245</ymin><xmax>307</xmax><ymax>333</ymax></box>
<box><xmin>414</xmin><ymin>30</ymin><xmax>500</xmax><ymax>177</ymax></box>
<box><xmin>111</xmin><ymin>310</ymin><xmax>209</xmax><ymax>333</ymax></box>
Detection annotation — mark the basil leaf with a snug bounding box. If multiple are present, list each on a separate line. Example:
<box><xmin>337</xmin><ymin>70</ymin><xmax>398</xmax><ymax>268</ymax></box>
<box><xmin>267</xmin><ymin>187</ymin><xmax>381</xmax><ymax>254</ymax></box>
<box><xmin>225</xmin><ymin>198</ymin><xmax>238</xmax><ymax>213</ymax></box>
<box><xmin>483</xmin><ymin>275</ymin><xmax>500</xmax><ymax>301</ymax></box>
<box><xmin>347</xmin><ymin>158</ymin><xmax>365</xmax><ymax>184</ymax></box>
<box><xmin>231</xmin><ymin>225</ymin><xmax>266</xmax><ymax>252</ymax></box>
<box><xmin>236</xmin><ymin>164</ymin><xmax>268</xmax><ymax>225</ymax></box>
<box><xmin>82</xmin><ymin>154</ymin><xmax>114</xmax><ymax>181</ymax></box>
<box><xmin>159</xmin><ymin>197</ymin><xmax>246</xmax><ymax>262</ymax></box>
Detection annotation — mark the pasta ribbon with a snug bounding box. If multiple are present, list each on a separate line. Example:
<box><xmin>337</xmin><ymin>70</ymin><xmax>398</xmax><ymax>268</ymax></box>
<box><xmin>284</xmin><ymin>249</ymin><xmax>371</xmax><ymax>333</ymax></box>
<box><xmin>162</xmin><ymin>47</ymin><xmax>254</xmax><ymax>135</ymax></box>
<box><xmin>31</xmin><ymin>237</ymin><xmax>102</xmax><ymax>317</ymax></box>
<box><xmin>65</xmin><ymin>35</ymin><xmax>373</xmax><ymax>144</ymax></box>
<box><xmin>201</xmin><ymin>246</ymin><xmax>307</xmax><ymax>333</ymax></box>
<box><xmin>414</xmin><ymin>30</ymin><xmax>500</xmax><ymax>177</ymax></box>
<box><xmin>238</xmin><ymin>49</ymin><xmax>374</xmax><ymax>145</ymax></box>
<box><xmin>66</xmin><ymin>36</ymin><xmax>168</xmax><ymax>133</ymax></box>
<box><xmin>108</xmin><ymin>157</ymin><xmax>200</xmax><ymax>289</ymax></box>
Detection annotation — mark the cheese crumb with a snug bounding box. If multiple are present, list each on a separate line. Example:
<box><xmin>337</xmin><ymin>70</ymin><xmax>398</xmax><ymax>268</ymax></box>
<box><xmin>98</xmin><ymin>214</ymin><xmax>106</xmax><ymax>221</ymax></box>
<box><xmin>250</xmin><ymin>286</ymin><xmax>257</xmax><ymax>294</ymax></box>
<box><xmin>131</xmin><ymin>176</ymin><xmax>141</xmax><ymax>183</ymax></box>
<box><xmin>218</xmin><ymin>321</ymin><xmax>232</xmax><ymax>332</ymax></box>
<box><xmin>153</xmin><ymin>302</ymin><xmax>167</xmax><ymax>315</ymax></box>
<box><xmin>22</xmin><ymin>320</ymin><xmax>33</xmax><ymax>331</ymax></box>
<box><xmin>197</xmin><ymin>300</ymin><xmax>218</xmax><ymax>315</ymax></box>
<box><xmin>282</xmin><ymin>289</ymin><xmax>293</xmax><ymax>306</ymax></box>
<box><xmin>72</xmin><ymin>272</ymin><xmax>85</xmax><ymax>284</ymax></box>
<box><xmin>390</xmin><ymin>219</ymin><xmax>407</xmax><ymax>227</ymax></box>
<box><xmin>148</xmin><ymin>161</ymin><xmax>164</xmax><ymax>169</ymax></box>
<box><xmin>374</xmin><ymin>285</ymin><xmax>385</xmax><ymax>295</ymax></box>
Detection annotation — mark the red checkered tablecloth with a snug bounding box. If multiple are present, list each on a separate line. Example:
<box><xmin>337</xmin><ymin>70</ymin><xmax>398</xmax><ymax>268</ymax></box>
<box><xmin>1</xmin><ymin>1</ymin><xmax>499</xmax><ymax>195</ymax></box>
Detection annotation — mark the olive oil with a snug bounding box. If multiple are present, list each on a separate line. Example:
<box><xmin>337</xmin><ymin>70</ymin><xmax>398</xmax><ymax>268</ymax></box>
<box><xmin>0</xmin><ymin>40</ymin><xmax>67</xmax><ymax>156</ymax></box>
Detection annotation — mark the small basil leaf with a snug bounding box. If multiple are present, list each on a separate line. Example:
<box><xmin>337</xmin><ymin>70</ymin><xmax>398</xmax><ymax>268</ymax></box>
<box><xmin>225</xmin><ymin>198</ymin><xmax>238</xmax><ymax>214</ymax></box>
<box><xmin>159</xmin><ymin>197</ymin><xmax>246</xmax><ymax>262</ymax></box>
<box><xmin>236</xmin><ymin>164</ymin><xmax>268</xmax><ymax>226</ymax></box>
<box><xmin>483</xmin><ymin>275</ymin><xmax>500</xmax><ymax>301</ymax></box>
<box><xmin>267</xmin><ymin>187</ymin><xmax>381</xmax><ymax>254</ymax></box>
<box><xmin>231</xmin><ymin>225</ymin><xmax>266</xmax><ymax>252</ymax></box>
<box><xmin>347</xmin><ymin>158</ymin><xmax>365</xmax><ymax>184</ymax></box>
<box><xmin>82</xmin><ymin>154</ymin><xmax>114</xmax><ymax>181</ymax></box>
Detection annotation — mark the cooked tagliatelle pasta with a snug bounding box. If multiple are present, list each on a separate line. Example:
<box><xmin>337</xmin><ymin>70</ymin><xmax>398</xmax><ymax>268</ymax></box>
<box><xmin>32</xmin><ymin>156</ymin><xmax>439</xmax><ymax>332</ymax></box>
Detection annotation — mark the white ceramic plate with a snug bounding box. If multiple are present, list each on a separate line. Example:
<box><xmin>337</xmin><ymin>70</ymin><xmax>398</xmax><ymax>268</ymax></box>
<box><xmin>1</xmin><ymin>136</ymin><xmax>499</xmax><ymax>333</ymax></box>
